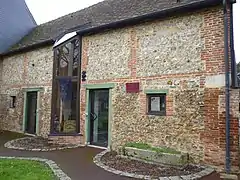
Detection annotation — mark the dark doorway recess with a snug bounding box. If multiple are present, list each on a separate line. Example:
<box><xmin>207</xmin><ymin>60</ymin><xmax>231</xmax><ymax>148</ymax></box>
<box><xmin>25</xmin><ymin>91</ymin><xmax>37</xmax><ymax>134</ymax></box>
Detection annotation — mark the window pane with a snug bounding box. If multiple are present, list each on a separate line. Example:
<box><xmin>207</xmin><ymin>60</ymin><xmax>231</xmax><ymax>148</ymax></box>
<box><xmin>56</xmin><ymin>40</ymin><xmax>79</xmax><ymax>77</ymax></box>
<box><xmin>52</xmin><ymin>80</ymin><xmax>77</xmax><ymax>133</ymax></box>
<box><xmin>160</xmin><ymin>95</ymin><xmax>166</xmax><ymax>110</ymax></box>
<box><xmin>72</xmin><ymin>39</ymin><xmax>80</xmax><ymax>76</ymax></box>
<box><xmin>58</xmin><ymin>42</ymin><xmax>70</xmax><ymax>76</ymax></box>
<box><xmin>150</xmin><ymin>96</ymin><xmax>161</xmax><ymax>111</ymax></box>
<box><xmin>52</xmin><ymin>37</ymin><xmax>80</xmax><ymax>134</ymax></box>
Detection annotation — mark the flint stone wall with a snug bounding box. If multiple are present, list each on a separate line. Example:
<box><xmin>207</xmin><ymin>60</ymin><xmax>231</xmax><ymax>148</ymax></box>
<box><xmin>84</xmin><ymin>12</ymin><xmax>206</xmax><ymax>162</ymax></box>
<box><xmin>86</xmin><ymin>29</ymin><xmax>131</xmax><ymax>80</ymax></box>
<box><xmin>83</xmin><ymin>7</ymin><xmax>239</xmax><ymax>168</ymax></box>
<box><xmin>0</xmin><ymin>46</ymin><xmax>53</xmax><ymax>137</ymax></box>
<box><xmin>136</xmin><ymin>15</ymin><xmax>204</xmax><ymax>77</ymax></box>
<box><xmin>111</xmin><ymin>83</ymin><xmax>205</xmax><ymax>162</ymax></box>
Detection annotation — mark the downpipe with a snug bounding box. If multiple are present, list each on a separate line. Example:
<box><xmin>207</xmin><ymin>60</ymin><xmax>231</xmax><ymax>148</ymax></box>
<box><xmin>223</xmin><ymin>0</ymin><xmax>231</xmax><ymax>174</ymax></box>
<box><xmin>230</xmin><ymin>1</ymin><xmax>238</xmax><ymax>88</ymax></box>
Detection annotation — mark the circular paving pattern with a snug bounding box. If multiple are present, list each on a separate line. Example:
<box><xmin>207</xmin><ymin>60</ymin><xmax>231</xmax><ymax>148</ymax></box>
<box><xmin>4</xmin><ymin>137</ymin><xmax>82</xmax><ymax>151</ymax></box>
<box><xmin>93</xmin><ymin>150</ymin><xmax>215</xmax><ymax>180</ymax></box>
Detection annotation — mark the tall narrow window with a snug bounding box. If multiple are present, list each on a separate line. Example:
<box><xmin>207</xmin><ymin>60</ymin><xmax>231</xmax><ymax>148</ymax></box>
<box><xmin>51</xmin><ymin>35</ymin><xmax>81</xmax><ymax>134</ymax></box>
<box><xmin>10</xmin><ymin>96</ymin><xmax>16</xmax><ymax>108</ymax></box>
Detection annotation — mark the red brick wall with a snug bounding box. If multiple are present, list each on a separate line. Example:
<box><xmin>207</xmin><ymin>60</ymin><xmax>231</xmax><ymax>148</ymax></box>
<box><xmin>200</xmin><ymin>7</ymin><xmax>239</xmax><ymax>172</ymax></box>
<box><xmin>201</xmin><ymin>8</ymin><xmax>225</xmax><ymax>74</ymax></box>
<box><xmin>202</xmin><ymin>88</ymin><xmax>239</xmax><ymax>172</ymax></box>
<box><xmin>79</xmin><ymin>38</ymin><xmax>89</xmax><ymax>139</ymax></box>
<box><xmin>48</xmin><ymin>135</ymin><xmax>84</xmax><ymax>145</ymax></box>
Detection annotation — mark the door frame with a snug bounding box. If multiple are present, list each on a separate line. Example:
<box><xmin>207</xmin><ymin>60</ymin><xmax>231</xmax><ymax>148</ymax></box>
<box><xmin>22</xmin><ymin>88</ymin><xmax>43</xmax><ymax>135</ymax></box>
<box><xmin>84</xmin><ymin>83</ymin><xmax>114</xmax><ymax>149</ymax></box>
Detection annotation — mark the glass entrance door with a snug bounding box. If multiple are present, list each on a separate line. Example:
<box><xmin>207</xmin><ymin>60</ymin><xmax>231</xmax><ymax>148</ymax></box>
<box><xmin>89</xmin><ymin>89</ymin><xmax>109</xmax><ymax>147</ymax></box>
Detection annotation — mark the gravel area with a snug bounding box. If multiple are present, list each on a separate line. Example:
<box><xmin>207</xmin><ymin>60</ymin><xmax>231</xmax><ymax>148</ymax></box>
<box><xmin>101</xmin><ymin>151</ymin><xmax>204</xmax><ymax>178</ymax></box>
<box><xmin>4</xmin><ymin>137</ymin><xmax>81</xmax><ymax>151</ymax></box>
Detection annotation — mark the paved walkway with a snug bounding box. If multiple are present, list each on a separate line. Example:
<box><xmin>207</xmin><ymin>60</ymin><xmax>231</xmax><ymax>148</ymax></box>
<box><xmin>0</xmin><ymin>131</ymin><xmax>221</xmax><ymax>180</ymax></box>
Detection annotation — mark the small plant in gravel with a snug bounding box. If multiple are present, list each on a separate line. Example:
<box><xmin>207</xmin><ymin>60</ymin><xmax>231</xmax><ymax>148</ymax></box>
<box><xmin>125</xmin><ymin>142</ymin><xmax>181</xmax><ymax>154</ymax></box>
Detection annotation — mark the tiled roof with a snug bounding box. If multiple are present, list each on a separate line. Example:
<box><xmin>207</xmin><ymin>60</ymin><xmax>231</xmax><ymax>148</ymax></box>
<box><xmin>0</xmin><ymin>0</ymin><xmax>36</xmax><ymax>53</ymax></box>
<box><xmin>5</xmin><ymin>0</ymin><xmax>220</xmax><ymax>54</ymax></box>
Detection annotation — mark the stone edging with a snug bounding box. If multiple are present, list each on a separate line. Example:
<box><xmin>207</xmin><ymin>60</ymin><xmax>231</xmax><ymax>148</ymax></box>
<box><xmin>0</xmin><ymin>156</ymin><xmax>71</xmax><ymax>180</ymax></box>
<box><xmin>93</xmin><ymin>150</ymin><xmax>215</xmax><ymax>180</ymax></box>
<box><xmin>4</xmin><ymin>137</ymin><xmax>83</xmax><ymax>151</ymax></box>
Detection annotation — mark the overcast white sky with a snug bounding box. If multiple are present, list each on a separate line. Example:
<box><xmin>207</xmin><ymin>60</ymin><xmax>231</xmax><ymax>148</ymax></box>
<box><xmin>25</xmin><ymin>0</ymin><xmax>239</xmax><ymax>62</ymax></box>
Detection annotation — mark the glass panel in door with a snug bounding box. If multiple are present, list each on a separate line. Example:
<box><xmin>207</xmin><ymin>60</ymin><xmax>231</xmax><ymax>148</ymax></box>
<box><xmin>90</xmin><ymin>89</ymin><xmax>109</xmax><ymax>147</ymax></box>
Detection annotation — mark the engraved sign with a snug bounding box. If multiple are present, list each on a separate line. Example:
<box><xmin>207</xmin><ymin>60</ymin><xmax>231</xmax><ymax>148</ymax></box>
<box><xmin>150</xmin><ymin>97</ymin><xmax>160</xmax><ymax>111</ymax></box>
<box><xmin>126</xmin><ymin>82</ymin><xmax>140</xmax><ymax>93</ymax></box>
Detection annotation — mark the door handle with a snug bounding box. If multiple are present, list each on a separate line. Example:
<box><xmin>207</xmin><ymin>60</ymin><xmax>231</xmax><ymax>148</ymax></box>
<box><xmin>91</xmin><ymin>112</ymin><xmax>98</xmax><ymax>121</ymax></box>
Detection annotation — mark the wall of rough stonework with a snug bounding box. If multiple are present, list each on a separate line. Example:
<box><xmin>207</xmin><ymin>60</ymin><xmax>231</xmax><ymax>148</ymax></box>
<box><xmin>80</xmin><ymin>6</ymin><xmax>239</xmax><ymax>171</ymax></box>
<box><xmin>0</xmin><ymin>88</ymin><xmax>23</xmax><ymax>132</ymax></box>
<box><xmin>86</xmin><ymin>29</ymin><xmax>131</xmax><ymax>80</ymax></box>
<box><xmin>0</xmin><ymin>46</ymin><xmax>53</xmax><ymax>137</ymax></box>
<box><xmin>111</xmin><ymin>82</ymin><xmax>205</xmax><ymax>161</ymax></box>
<box><xmin>136</xmin><ymin>14</ymin><xmax>204</xmax><ymax>77</ymax></box>
<box><xmin>38</xmin><ymin>87</ymin><xmax>52</xmax><ymax>137</ymax></box>
<box><xmin>2</xmin><ymin>54</ymin><xmax>24</xmax><ymax>85</ymax></box>
<box><xmin>25</xmin><ymin>47</ymin><xmax>53</xmax><ymax>85</ymax></box>
<box><xmin>82</xmin><ymin>10</ymin><xmax>207</xmax><ymax>159</ymax></box>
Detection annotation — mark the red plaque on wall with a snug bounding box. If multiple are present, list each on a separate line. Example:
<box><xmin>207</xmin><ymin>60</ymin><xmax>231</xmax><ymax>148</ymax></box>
<box><xmin>126</xmin><ymin>82</ymin><xmax>140</xmax><ymax>93</ymax></box>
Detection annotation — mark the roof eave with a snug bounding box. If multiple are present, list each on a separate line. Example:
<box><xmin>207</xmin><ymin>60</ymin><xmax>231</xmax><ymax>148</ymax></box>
<box><xmin>0</xmin><ymin>39</ymin><xmax>54</xmax><ymax>57</ymax></box>
<box><xmin>77</xmin><ymin>0</ymin><xmax>221</xmax><ymax>36</ymax></box>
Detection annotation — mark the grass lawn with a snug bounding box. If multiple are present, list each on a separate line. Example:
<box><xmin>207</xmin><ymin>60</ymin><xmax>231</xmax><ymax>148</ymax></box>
<box><xmin>0</xmin><ymin>159</ymin><xmax>56</xmax><ymax>180</ymax></box>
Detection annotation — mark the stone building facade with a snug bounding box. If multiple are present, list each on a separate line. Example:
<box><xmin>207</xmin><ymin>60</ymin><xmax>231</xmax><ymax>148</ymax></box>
<box><xmin>0</xmin><ymin>2</ymin><xmax>239</xmax><ymax>174</ymax></box>
<box><xmin>79</xmin><ymin>7</ymin><xmax>239</xmax><ymax>171</ymax></box>
<box><xmin>0</xmin><ymin>47</ymin><xmax>53</xmax><ymax>137</ymax></box>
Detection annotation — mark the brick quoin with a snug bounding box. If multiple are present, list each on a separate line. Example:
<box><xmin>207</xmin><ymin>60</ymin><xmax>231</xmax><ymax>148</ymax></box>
<box><xmin>23</xmin><ymin>54</ymin><xmax>28</xmax><ymax>83</ymax></box>
<box><xmin>200</xmin><ymin>7</ymin><xmax>239</xmax><ymax>172</ymax></box>
<box><xmin>202</xmin><ymin>88</ymin><xmax>239</xmax><ymax>170</ymax></box>
<box><xmin>79</xmin><ymin>37</ymin><xmax>89</xmax><ymax>141</ymax></box>
<box><xmin>129</xmin><ymin>28</ymin><xmax>137</xmax><ymax>78</ymax></box>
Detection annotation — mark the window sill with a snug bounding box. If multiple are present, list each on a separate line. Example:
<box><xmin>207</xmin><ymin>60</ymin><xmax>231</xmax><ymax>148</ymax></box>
<box><xmin>147</xmin><ymin>112</ymin><xmax>166</xmax><ymax>116</ymax></box>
